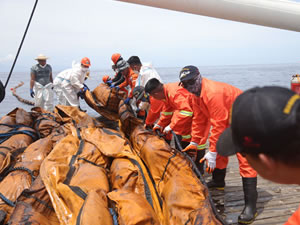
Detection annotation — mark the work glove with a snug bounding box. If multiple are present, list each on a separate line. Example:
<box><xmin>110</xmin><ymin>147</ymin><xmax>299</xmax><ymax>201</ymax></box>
<box><xmin>30</xmin><ymin>89</ymin><xmax>35</xmax><ymax>98</ymax></box>
<box><xmin>106</xmin><ymin>80</ymin><xmax>112</xmax><ymax>86</ymax></box>
<box><xmin>144</xmin><ymin>123</ymin><xmax>153</xmax><ymax>130</ymax></box>
<box><xmin>124</xmin><ymin>97</ymin><xmax>131</xmax><ymax>105</ymax></box>
<box><xmin>110</xmin><ymin>84</ymin><xmax>120</xmax><ymax>90</ymax></box>
<box><xmin>163</xmin><ymin>125</ymin><xmax>172</xmax><ymax>135</ymax></box>
<box><xmin>78</xmin><ymin>85</ymin><xmax>89</xmax><ymax>99</ymax></box>
<box><xmin>83</xmin><ymin>83</ymin><xmax>89</xmax><ymax>91</ymax></box>
<box><xmin>182</xmin><ymin>142</ymin><xmax>198</xmax><ymax>159</ymax></box>
<box><xmin>153</xmin><ymin>124</ymin><xmax>163</xmax><ymax>135</ymax></box>
<box><xmin>200</xmin><ymin>151</ymin><xmax>217</xmax><ymax>173</ymax></box>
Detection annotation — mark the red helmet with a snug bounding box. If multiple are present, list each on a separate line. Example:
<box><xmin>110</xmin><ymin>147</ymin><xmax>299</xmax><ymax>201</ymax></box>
<box><xmin>102</xmin><ymin>75</ymin><xmax>111</xmax><ymax>83</ymax></box>
<box><xmin>111</xmin><ymin>53</ymin><xmax>122</xmax><ymax>65</ymax></box>
<box><xmin>81</xmin><ymin>57</ymin><xmax>91</xmax><ymax>67</ymax></box>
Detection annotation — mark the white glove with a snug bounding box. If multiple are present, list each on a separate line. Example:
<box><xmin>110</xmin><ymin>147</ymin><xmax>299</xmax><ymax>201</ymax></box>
<box><xmin>130</xmin><ymin>98</ymin><xmax>137</xmax><ymax>111</ymax></box>
<box><xmin>163</xmin><ymin>125</ymin><xmax>172</xmax><ymax>134</ymax></box>
<box><xmin>202</xmin><ymin>151</ymin><xmax>217</xmax><ymax>170</ymax></box>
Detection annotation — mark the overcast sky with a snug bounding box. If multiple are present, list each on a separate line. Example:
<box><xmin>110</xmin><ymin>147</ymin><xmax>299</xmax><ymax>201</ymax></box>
<box><xmin>1</xmin><ymin>0</ymin><xmax>300</xmax><ymax>72</ymax></box>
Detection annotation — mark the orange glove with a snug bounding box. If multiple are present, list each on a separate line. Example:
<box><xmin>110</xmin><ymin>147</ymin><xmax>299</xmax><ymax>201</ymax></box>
<box><xmin>199</xmin><ymin>151</ymin><xmax>217</xmax><ymax>174</ymax></box>
<box><xmin>153</xmin><ymin>124</ymin><xmax>163</xmax><ymax>136</ymax></box>
<box><xmin>182</xmin><ymin>142</ymin><xmax>197</xmax><ymax>159</ymax></box>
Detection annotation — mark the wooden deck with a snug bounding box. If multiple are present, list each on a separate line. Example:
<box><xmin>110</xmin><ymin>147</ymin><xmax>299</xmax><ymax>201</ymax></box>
<box><xmin>206</xmin><ymin>156</ymin><xmax>300</xmax><ymax>225</ymax></box>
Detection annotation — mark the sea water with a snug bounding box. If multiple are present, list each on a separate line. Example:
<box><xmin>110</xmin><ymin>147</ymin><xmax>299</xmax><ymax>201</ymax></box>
<box><xmin>0</xmin><ymin>63</ymin><xmax>299</xmax><ymax>117</ymax></box>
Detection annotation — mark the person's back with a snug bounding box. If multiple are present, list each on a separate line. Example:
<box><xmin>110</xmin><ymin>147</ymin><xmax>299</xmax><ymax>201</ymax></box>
<box><xmin>56</xmin><ymin>57</ymin><xmax>91</xmax><ymax>107</ymax></box>
<box><xmin>53</xmin><ymin>68</ymin><xmax>72</xmax><ymax>105</ymax></box>
<box><xmin>138</xmin><ymin>62</ymin><xmax>162</xmax><ymax>87</ymax></box>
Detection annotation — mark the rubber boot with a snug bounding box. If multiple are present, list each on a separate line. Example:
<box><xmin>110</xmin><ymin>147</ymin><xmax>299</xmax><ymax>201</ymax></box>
<box><xmin>206</xmin><ymin>168</ymin><xmax>226</xmax><ymax>190</ymax></box>
<box><xmin>195</xmin><ymin>150</ymin><xmax>205</xmax><ymax>175</ymax></box>
<box><xmin>238</xmin><ymin>177</ymin><xmax>258</xmax><ymax>224</ymax></box>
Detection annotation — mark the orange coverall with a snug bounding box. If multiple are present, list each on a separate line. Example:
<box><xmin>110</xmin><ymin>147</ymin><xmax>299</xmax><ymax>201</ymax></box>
<box><xmin>284</xmin><ymin>205</ymin><xmax>300</xmax><ymax>225</ymax></box>
<box><xmin>156</xmin><ymin>83</ymin><xmax>209</xmax><ymax>150</ymax></box>
<box><xmin>118</xmin><ymin>67</ymin><xmax>138</xmax><ymax>98</ymax></box>
<box><xmin>145</xmin><ymin>96</ymin><xmax>164</xmax><ymax>126</ymax></box>
<box><xmin>191</xmin><ymin>78</ymin><xmax>257</xmax><ymax>178</ymax></box>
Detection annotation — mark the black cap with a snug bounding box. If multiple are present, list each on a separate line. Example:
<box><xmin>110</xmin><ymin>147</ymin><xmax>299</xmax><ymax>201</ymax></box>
<box><xmin>217</xmin><ymin>86</ymin><xmax>300</xmax><ymax>156</ymax></box>
<box><xmin>179</xmin><ymin>65</ymin><xmax>200</xmax><ymax>82</ymax></box>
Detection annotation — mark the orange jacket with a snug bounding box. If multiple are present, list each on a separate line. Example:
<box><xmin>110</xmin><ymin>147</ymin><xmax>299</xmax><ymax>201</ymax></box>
<box><xmin>118</xmin><ymin>67</ymin><xmax>138</xmax><ymax>98</ymax></box>
<box><xmin>284</xmin><ymin>205</ymin><xmax>300</xmax><ymax>225</ymax></box>
<box><xmin>191</xmin><ymin>78</ymin><xmax>242</xmax><ymax>152</ymax></box>
<box><xmin>145</xmin><ymin>96</ymin><xmax>164</xmax><ymax>125</ymax></box>
<box><xmin>156</xmin><ymin>82</ymin><xmax>182</xmax><ymax>128</ymax></box>
<box><xmin>171</xmin><ymin>87</ymin><xmax>210</xmax><ymax>148</ymax></box>
<box><xmin>156</xmin><ymin>83</ymin><xmax>209</xmax><ymax>149</ymax></box>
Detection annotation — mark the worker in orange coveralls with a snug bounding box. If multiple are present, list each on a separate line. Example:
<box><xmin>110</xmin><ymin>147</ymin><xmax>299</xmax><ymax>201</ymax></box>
<box><xmin>144</xmin><ymin>78</ymin><xmax>209</xmax><ymax>174</ymax></box>
<box><xmin>102</xmin><ymin>53</ymin><xmax>129</xmax><ymax>95</ymax></box>
<box><xmin>179</xmin><ymin>65</ymin><xmax>258</xmax><ymax>224</ymax></box>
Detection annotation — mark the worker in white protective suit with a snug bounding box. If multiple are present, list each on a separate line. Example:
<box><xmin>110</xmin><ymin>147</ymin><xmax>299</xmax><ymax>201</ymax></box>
<box><xmin>127</xmin><ymin>56</ymin><xmax>163</xmax><ymax>120</ymax></box>
<box><xmin>53</xmin><ymin>57</ymin><xmax>91</xmax><ymax>107</ymax></box>
<box><xmin>30</xmin><ymin>54</ymin><xmax>54</xmax><ymax>111</ymax></box>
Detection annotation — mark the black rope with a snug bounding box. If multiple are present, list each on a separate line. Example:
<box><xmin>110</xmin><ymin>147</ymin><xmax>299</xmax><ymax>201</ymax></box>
<box><xmin>158</xmin><ymin>153</ymin><xmax>177</xmax><ymax>185</ymax></box>
<box><xmin>170</xmin><ymin>130</ymin><xmax>227</xmax><ymax>225</ymax></box>
<box><xmin>5</xmin><ymin>0</ymin><xmax>39</xmax><ymax>88</ymax></box>
<box><xmin>109</xmin><ymin>207</ymin><xmax>119</xmax><ymax>225</ymax></box>
<box><xmin>0</xmin><ymin>192</ymin><xmax>15</xmax><ymax>207</ymax></box>
<box><xmin>4</xmin><ymin>166</ymin><xmax>36</xmax><ymax>183</ymax></box>
<box><xmin>129</xmin><ymin>159</ymin><xmax>154</xmax><ymax>208</ymax></box>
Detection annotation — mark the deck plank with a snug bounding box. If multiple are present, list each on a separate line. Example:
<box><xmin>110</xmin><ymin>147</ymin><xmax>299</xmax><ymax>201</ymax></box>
<box><xmin>205</xmin><ymin>155</ymin><xmax>300</xmax><ymax>225</ymax></box>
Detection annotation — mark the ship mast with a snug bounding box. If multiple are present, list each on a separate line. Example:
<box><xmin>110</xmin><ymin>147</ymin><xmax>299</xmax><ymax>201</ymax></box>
<box><xmin>115</xmin><ymin>0</ymin><xmax>300</xmax><ymax>32</ymax></box>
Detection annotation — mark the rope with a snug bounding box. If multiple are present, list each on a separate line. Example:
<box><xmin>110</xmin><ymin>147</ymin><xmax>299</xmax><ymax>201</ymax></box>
<box><xmin>109</xmin><ymin>208</ymin><xmax>119</xmax><ymax>225</ymax></box>
<box><xmin>10</xmin><ymin>82</ymin><xmax>34</xmax><ymax>106</ymax></box>
<box><xmin>170</xmin><ymin>130</ymin><xmax>227</xmax><ymax>225</ymax></box>
<box><xmin>0</xmin><ymin>130</ymin><xmax>37</xmax><ymax>144</ymax></box>
<box><xmin>0</xmin><ymin>192</ymin><xmax>15</xmax><ymax>207</ymax></box>
<box><xmin>5</xmin><ymin>0</ymin><xmax>39</xmax><ymax>88</ymax></box>
<box><xmin>4</xmin><ymin>166</ymin><xmax>36</xmax><ymax>183</ymax></box>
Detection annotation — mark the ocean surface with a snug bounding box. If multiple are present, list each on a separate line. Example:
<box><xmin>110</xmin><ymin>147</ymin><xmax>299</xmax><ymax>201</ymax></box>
<box><xmin>0</xmin><ymin>63</ymin><xmax>299</xmax><ymax>117</ymax></box>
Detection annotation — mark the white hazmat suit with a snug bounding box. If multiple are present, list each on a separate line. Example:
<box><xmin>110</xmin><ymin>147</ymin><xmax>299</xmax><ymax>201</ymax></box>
<box><xmin>53</xmin><ymin>62</ymin><xmax>89</xmax><ymax>107</ymax></box>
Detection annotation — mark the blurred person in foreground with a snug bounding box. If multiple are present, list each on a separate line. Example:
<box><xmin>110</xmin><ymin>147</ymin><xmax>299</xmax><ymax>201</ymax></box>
<box><xmin>53</xmin><ymin>57</ymin><xmax>91</xmax><ymax>110</ymax></box>
<box><xmin>179</xmin><ymin>65</ymin><xmax>257</xmax><ymax>224</ymax></box>
<box><xmin>217</xmin><ymin>86</ymin><xmax>300</xmax><ymax>225</ymax></box>
<box><xmin>30</xmin><ymin>54</ymin><xmax>53</xmax><ymax>111</ymax></box>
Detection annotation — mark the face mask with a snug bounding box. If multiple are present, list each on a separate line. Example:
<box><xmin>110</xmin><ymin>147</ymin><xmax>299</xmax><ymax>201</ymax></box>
<box><xmin>185</xmin><ymin>74</ymin><xmax>202</xmax><ymax>96</ymax></box>
<box><xmin>81</xmin><ymin>67</ymin><xmax>89</xmax><ymax>73</ymax></box>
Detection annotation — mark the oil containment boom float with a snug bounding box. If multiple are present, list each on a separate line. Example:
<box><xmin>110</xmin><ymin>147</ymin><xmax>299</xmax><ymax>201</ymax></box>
<box><xmin>115</xmin><ymin>0</ymin><xmax>300</xmax><ymax>32</ymax></box>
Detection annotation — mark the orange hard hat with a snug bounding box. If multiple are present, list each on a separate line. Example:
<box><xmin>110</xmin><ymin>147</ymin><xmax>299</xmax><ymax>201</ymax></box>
<box><xmin>111</xmin><ymin>53</ymin><xmax>122</xmax><ymax>65</ymax></box>
<box><xmin>102</xmin><ymin>75</ymin><xmax>111</xmax><ymax>83</ymax></box>
<box><xmin>81</xmin><ymin>57</ymin><xmax>91</xmax><ymax>67</ymax></box>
